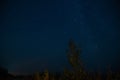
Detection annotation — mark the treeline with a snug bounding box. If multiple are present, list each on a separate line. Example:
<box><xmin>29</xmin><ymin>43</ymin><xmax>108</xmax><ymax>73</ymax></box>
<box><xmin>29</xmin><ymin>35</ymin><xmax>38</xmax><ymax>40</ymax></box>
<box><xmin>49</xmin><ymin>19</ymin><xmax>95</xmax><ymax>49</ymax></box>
<box><xmin>0</xmin><ymin>39</ymin><xmax>120</xmax><ymax>80</ymax></box>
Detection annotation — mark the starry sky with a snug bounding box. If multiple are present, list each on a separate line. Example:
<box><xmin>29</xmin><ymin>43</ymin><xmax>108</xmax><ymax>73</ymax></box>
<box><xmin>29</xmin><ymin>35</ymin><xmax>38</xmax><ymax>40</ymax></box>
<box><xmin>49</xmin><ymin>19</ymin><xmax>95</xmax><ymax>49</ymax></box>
<box><xmin>0</xmin><ymin>0</ymin><xmax>120</xmax><ymax>75</ymax></box>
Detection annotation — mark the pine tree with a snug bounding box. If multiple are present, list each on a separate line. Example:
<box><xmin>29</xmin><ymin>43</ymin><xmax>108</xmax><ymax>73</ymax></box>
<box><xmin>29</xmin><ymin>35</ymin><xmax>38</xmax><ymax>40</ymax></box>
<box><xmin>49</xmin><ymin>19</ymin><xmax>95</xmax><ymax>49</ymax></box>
<box><xmin>44</xmin><ymin>69</ymin><xmax>49</xmax><ymax>80</ymax></box>
<box><xmin>66</xmin><ymin>39</ymin><xmax>86</xmax><ymax>80</ymax></box>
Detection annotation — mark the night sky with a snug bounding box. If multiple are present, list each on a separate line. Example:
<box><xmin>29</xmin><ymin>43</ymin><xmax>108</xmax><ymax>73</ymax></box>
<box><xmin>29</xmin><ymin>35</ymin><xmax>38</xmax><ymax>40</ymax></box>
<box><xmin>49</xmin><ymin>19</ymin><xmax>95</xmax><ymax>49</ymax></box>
<box><xmin>0</xmin><ymin>0</ymin><xmax>120</xmax><ymax>75</ymax></box>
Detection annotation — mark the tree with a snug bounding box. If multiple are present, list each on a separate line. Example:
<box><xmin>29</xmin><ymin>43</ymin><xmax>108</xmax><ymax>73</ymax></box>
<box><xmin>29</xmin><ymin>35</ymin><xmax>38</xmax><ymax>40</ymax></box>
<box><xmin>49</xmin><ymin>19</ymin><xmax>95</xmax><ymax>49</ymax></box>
<box><xmin>44</xmin><ymin>69</ymin><xmax>49</xmax><ymax>80</ymax></box>
<box><xmin>66</xmin><ymin>39</ymin><xmax>86</xmax><ymax>80</ymax></box>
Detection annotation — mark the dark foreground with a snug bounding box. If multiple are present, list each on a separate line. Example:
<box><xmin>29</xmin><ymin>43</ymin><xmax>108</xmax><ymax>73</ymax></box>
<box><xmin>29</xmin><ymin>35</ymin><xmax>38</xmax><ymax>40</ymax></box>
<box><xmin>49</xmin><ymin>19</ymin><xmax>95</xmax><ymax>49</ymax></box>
<box><xmin>1</xmin><ymin>40</ymin><xmax>120</xmax><ymax>80</ymax></box>
<box><xmin>0</xmin><ymin>66</ymin><xmax>120</xmax><ymax>80</ymax></box>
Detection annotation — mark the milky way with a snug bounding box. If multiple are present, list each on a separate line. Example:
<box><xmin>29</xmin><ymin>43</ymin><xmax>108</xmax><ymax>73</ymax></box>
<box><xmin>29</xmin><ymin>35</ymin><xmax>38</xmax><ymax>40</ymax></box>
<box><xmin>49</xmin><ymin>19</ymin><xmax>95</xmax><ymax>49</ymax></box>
<box><xmin>0</xmin><ymin>0</ymin><xmax>120</xmax><ymax>74</ymax></box>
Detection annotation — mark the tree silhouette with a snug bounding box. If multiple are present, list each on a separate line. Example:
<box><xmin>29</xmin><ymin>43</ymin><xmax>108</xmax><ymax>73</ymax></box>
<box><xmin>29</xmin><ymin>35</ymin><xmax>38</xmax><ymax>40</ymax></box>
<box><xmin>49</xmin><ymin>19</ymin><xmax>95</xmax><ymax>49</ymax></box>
<box><xmin>66</xmin><ymin>39</ymin><xmax>86</xmax><ymax>80</ymax></box>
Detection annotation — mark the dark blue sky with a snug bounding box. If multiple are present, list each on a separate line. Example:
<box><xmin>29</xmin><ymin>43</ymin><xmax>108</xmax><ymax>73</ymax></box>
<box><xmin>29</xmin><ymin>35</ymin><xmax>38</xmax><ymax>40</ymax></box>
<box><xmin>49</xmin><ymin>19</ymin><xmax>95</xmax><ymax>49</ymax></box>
<box><xmin>0</xmin><ymin>0</ymin><xmax>120</xmax><ymax>74</ymax></box>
